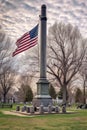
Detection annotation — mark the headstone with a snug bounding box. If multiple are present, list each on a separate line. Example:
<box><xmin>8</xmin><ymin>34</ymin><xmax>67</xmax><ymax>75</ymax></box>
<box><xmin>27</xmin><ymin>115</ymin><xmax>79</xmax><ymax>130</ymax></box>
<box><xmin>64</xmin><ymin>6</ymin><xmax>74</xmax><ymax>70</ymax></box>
<box><xmin>23</xmin><ymin>106</ymin><xmax>26</xmax><ymax>111</ymax></box>
<box><xmin>26</xmin><ymin>106</ymin><xmax>30</xmax><ymax>113</ymax></box>
<box><xmin>16</xmin><ymin>106</ymin><xmax>20</xmax><ymax>111</ymax></box>
<box><xmin>21</xmin><ymin>106</ymin><xmax>25</xmax><ymax>112</ymax></box>
<box><xmin>39</xmin><ymin>105</ymin><xmax>44</xmax><ymax>114</ymax></box>
<box><xmin>48</xmin><ymin>105</ymin><xmax>52</xmax><ymax>113</ymax></box>
<box><xmin>62</xmin><ymin>105</ymin><xmax>66</xmax><ymax>113</ymax></box>
<box><xmin>30</xmin><ymin>106</ymin><xmax>34</xmax><ymax>114</ymax></box>
<box><xmin>34</xmin><ymin>106</ymin><xmax>37</xmax><ymax>112</ymax></box>
<box><xmin>55</xmin><ymin>106</ymin><xmax>60</xmax><ymax>113</ymax></box>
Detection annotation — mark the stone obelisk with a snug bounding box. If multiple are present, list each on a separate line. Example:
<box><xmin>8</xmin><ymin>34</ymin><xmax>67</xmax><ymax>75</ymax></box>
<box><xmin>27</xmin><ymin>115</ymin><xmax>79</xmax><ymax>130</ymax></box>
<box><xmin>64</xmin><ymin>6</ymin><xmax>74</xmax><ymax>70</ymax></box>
<box><xmin>33</xmin><ymin>5</ymin><xmax>52</xmax><ymax>107</ymax></box>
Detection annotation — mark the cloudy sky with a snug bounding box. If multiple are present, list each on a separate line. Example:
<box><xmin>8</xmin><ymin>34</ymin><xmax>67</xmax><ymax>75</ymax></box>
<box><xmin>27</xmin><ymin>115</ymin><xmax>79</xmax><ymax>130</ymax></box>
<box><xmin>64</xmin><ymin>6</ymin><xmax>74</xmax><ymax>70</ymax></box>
<box><xmin>0</xmin><ymin>0</ymin><xmax>87</xmax><ymax>73</ymax></box>
<box><xmin>0</xmin><ymin>0</ymin><xmax>87</xmax><ymax>42</ymax></box>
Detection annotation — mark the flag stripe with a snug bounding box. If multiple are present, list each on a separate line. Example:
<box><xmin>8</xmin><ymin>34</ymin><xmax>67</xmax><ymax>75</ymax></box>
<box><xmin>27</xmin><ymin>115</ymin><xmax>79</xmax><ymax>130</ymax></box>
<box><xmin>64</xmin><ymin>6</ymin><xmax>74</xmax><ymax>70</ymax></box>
<box><xmin>17</xmin><ymin>36</ymin><xmax>38</xmax><ymax>47</ymax></box>
<box><xmin>17</xmin><ymin>32</ymin><xmax>29</xmax><ymax>42</ymax></box>
<box><xmin>13</xmin><ymin>43</ymin><xmax>37</xmax><ymax>56</ymax></box>
<box><xmin>16</xmin><ymin>38</ymin><xmax>38</xmax><ymax>51</ymax></box>
<box><xmin>16</xmin><ymin>34</ymin><xmax>29</xmax><ymax>45</ymax></box>
<box><xmin>12</xmin><ymin>24</ymin><xmax>38</xmax><ymax>56</ymax></box>
<box><xmin>13</xmin><ymin>39</ymin><xmax>38</xmax><ymax>56</ymax></box>
<box><xmin>17</xmin><ymin>37</ymin><xmax>30</xmax><ymax>46</ymax></box>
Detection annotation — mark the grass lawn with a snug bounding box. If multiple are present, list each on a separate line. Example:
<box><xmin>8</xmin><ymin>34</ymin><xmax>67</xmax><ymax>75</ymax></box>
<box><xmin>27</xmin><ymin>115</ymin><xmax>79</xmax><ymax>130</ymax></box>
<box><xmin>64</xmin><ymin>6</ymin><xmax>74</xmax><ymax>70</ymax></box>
<box><xmin>0</xmin><ymin>106</ymin><xmax>87</xmax><ymax>130</ymax></box>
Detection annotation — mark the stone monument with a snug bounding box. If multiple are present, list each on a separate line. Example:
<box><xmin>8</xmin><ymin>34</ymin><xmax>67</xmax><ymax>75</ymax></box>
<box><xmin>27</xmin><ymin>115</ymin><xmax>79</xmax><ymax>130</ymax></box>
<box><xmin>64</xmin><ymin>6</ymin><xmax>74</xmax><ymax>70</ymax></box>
<box><xmin>33</xmin><ymin>5</ymin><xmax>52</xmax><ymax>107</ymax></box>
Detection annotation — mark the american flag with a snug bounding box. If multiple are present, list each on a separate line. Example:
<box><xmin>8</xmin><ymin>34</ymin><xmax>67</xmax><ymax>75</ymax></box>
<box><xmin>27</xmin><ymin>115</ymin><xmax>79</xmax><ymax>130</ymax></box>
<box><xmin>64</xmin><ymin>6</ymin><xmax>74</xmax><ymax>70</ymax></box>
<box><xmin>12</xmin><ymin>24</ymin><xmax>38</xmax><ymax>56</ymax></box>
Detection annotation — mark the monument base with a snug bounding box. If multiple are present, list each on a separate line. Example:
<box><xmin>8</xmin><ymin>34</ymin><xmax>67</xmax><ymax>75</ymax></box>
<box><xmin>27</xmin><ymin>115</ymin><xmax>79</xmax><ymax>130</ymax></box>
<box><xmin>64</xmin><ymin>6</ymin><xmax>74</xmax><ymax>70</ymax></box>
<box><xmin>33</xmin><ymin>95</ymin><xmax>52</xmax><ymax>107</ymax></box>
<box><xmin>33</xmin><ymin>78</ymin><xmax>52</xmax><ymax>107</ymax></box>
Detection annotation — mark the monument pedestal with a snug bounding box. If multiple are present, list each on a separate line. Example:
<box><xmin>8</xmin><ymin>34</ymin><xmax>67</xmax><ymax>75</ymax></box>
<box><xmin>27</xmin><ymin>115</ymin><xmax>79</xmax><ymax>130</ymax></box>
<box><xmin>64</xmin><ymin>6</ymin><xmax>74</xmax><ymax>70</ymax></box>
<box><xmin>33</xmin><ymin>78</ymin><xmax>52</xmax><ymax>107</ymax></box>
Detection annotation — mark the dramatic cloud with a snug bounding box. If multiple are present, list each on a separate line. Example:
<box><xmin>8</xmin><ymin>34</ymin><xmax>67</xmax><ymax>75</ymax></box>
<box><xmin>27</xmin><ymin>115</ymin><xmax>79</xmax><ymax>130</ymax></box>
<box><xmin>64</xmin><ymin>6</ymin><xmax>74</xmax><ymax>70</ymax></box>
<box><xmin>1</xmin><ymin>0</ymin><xmax>87</xmax><ymax>40</ymax></box>
<box><xmin>0</xmin><ymin>0</ymin><xmax>87</xmax><ymax>73</ymax></box>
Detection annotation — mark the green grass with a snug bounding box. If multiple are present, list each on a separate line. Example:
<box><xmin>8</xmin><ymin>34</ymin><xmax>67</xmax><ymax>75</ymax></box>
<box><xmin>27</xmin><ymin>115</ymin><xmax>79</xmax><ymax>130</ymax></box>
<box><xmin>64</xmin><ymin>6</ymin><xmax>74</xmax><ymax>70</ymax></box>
<box><xmin>0</xmin><ymin>106</ymin><xmax>87</xmax><ymax>130</ymax></box>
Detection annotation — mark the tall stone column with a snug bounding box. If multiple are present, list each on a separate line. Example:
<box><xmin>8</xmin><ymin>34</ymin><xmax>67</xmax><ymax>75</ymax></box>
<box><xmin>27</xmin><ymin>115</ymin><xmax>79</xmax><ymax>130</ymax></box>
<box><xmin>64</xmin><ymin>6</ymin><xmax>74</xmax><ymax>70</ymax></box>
<box><xmin>40</xmin><ymin>4</ymin><xmax>47</xmax><ymax>79</ymax></box>
<box><xmin>33</xmin><ymin>5</ymin><xmax>52</xmax><ymax>107</ymax></box>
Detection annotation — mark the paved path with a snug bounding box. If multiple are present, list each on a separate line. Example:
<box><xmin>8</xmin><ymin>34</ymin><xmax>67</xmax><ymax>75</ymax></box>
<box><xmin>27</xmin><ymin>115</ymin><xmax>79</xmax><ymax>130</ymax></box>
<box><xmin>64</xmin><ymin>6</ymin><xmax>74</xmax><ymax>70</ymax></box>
<box><xmin>2</xmin><ymin>111</ymin><xmax>28</xmax><ymax>117</ymax></box>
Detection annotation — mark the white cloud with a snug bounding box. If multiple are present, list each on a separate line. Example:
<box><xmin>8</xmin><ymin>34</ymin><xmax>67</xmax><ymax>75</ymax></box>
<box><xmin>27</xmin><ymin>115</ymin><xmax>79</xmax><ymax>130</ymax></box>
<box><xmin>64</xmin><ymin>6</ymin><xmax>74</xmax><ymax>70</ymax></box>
<box><xmin>0</xmin><ymin>0</ymin><xmax>87</xmax><ymax>39</ymax></box>
<box><xmin>0</xmin><ymin>0</ymin><xmax>87</xmax><ymax>71</ymax></box>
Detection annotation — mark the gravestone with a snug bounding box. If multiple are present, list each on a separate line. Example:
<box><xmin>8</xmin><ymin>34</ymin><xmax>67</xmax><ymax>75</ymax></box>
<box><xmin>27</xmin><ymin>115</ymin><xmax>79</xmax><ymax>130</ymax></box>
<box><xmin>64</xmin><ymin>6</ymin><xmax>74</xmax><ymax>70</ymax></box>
<box><xmin>39</xmin><ymin>105</ymin><xmax>44</xmax><ymax>114</ymax></box>
<box><xmin>55</xmin><ymin>106</ymin><xmax>60</xmax><ymax>113</ymax></box>
<box><xmin>30</xmin><ymin>106</ymin><xmax>34</xmax><ymax>114</ymax></box>
<box><xmin>48</xmin><ymin>105</ymin><xmax>52</xmax><ymax>113</ymax></box>
<box><xmin>21</xmin><ymin>107</ymin><xmax>25</xmax><ymax>112</ymax></box>
<box><xmin>26</xmin><ymin>106</ymin><xmax>30</xmax><ymax>113</ymax></box>
<box><xmin>16</xmin><ymin>106</ymin><xmax>20</xmax><ymax>111</ymax></box>
<box><xmin>62</xmin><ymin>105</ymin><xmax>66</xmax><ymax>113</ymax></box>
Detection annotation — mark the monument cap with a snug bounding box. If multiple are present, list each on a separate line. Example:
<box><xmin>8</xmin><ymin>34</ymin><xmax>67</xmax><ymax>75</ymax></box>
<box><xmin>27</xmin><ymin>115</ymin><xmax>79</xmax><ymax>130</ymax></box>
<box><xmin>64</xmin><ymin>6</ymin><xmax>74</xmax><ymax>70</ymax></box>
<box><xmin>41</xmin><ymin>4</ymin><xmax>46</xmax><ymax>17</ymax></box>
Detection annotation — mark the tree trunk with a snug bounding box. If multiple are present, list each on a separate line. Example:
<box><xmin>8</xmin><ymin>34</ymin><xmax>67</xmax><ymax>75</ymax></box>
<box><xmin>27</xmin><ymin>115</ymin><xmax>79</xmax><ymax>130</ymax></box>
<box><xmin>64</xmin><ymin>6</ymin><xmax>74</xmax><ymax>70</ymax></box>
<box><xmin>63</xmin><ymin>85</ymin><xmax>67</xmax><ymax>105</ymax></box>
<box><xmin>83</xmin><ymin>80</ymin><xmax>86</xmax><ymax>104</ymax></box>
<box><xmin>3</xmin><ymin>94</ymin><xmax>6</xmax><ymax>103</ymax></box>
<box><xmin>62</xmin><ymin>85</ymin><xmax>67</xmax><ymax>113</ymax></box>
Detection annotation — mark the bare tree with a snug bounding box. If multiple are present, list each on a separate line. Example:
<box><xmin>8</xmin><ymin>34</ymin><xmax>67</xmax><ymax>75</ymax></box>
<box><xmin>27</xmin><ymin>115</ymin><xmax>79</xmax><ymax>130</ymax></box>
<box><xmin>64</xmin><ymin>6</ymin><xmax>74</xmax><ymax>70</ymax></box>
<box><xmin>79</xmin><ymin>66</ymin><xmax>87</xmax><ymax>104</ymax></box>
<box><xmin>0</xmin><ymin>27</ymin><xmax>15</xmax><ymax>103</ymax></box>
<box><xmin>47</xmin><ymin>22</ymin><xmax>86</xmax><ymax>109</ymax></box>
<box><xmin>66</xmin><ymin>74</ymin><xmax>80</xmax><ymax>104</ymax></box>
<box><xmin>0</xmin><ymin>66</ymin><xmax>15</xmax><ymax>103</ymax></box>
<box><xmin>15</xmin><ymin>45</ymin><xmax>40</xmax><ymax>76</ymax></box>
<box><xmin>0</xmin><ymin>28</ymin><xmax>12</xmax><ymax>66</ymax></box>
<box><xmin>75</xmin><ymin>88</ymin><xmax>83</xmax><ymax>103</ymax></box>
<box><xmin>17</xmin><ymin>75</ymin><xmax>34</xmax><ymax>102</ymax></box>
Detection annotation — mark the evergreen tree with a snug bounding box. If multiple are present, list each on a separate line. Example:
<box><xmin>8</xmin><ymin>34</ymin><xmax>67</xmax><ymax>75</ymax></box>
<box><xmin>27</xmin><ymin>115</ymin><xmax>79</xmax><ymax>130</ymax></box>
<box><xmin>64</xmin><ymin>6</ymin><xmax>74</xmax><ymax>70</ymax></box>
<box><xmin>24</xmin><ymin>85</ymin><xmax>33</xmax><ymax>102</ymax></box>
<box><xmin>58</xmin><ymin>88</ymin><xmax>69</xmax><ymax>101</ymax></box>
<box><xmin>49</xmin><ymin>84</ymin><xmax>56</xmax><ymax>99</ymax></box>
<box><xmin>75</xmin><ymin>88</ymin><xmax>83</xmax><ymax>103</ymax></box>
<box><xmin>18</xmin><ymin>84</ymin><xmax>33</xmax><ymax>102</ymax></box>
<box><xmin>58</xmin><ymin>88</ymin><xmax>63</xmax><ymax>99</ymax></box>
